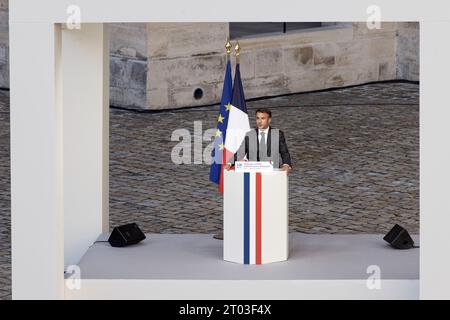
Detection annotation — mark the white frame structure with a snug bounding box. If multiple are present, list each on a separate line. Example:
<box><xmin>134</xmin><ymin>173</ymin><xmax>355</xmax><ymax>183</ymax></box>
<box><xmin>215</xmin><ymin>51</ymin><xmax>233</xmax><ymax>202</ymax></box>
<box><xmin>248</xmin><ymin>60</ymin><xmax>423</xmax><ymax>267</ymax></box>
<box><xmin>9</xmin><ymin>0</ymin><xmax>450</xmax><ymax>300</ymax></box>
<box><xmin>10</xmin><ymin>21</ymin><xmax>109</xmax><ymax>299</ymax></box>
<box><xmin>10</xmin><ymin>2</ymin><xmax>112</xmax><ymax>299</ymax></box>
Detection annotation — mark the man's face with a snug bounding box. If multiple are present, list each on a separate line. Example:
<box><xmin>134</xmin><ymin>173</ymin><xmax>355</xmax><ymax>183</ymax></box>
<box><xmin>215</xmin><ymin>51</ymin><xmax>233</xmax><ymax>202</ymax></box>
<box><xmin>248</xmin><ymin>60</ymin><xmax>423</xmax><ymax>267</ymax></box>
<box><xmin>255</xmin><ymin>112</ymin><xmax>271</xmax><ymax>129</ymax></box>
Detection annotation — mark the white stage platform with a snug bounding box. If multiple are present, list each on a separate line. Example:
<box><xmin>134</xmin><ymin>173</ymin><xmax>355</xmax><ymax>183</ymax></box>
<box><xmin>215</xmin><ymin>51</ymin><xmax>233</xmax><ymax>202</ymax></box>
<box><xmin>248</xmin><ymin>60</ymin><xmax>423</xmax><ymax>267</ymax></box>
<box><xmin>66</xmin><ymin>233</ymin><xmax>419</xmax><ymax>299</ymax></box>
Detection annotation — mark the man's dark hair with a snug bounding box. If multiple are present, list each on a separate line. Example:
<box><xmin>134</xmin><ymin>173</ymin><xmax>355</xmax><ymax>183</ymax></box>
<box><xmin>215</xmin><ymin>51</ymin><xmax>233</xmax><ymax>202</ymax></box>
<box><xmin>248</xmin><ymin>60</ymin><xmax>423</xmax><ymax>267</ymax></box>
<box><xmin>255</xmin><ymin>108</ymin><xmax>272</xmax><ymax>118</ymax></box>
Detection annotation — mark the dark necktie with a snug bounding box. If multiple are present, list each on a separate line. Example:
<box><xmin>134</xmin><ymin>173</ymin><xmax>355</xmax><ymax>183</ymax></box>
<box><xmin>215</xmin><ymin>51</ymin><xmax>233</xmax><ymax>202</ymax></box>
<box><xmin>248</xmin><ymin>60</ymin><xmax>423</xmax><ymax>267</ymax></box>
<box><xmin>259</xmin><ymin>131</ymin><xmax>267</xmax><ymax>161</ymax></box>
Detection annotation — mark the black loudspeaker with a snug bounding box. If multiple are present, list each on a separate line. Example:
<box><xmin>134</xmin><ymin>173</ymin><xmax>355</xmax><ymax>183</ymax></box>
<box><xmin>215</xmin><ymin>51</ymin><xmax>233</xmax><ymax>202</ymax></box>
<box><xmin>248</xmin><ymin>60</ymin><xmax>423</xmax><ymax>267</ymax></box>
<box><xmin>108</xmin><ymin>223</ymin><xmax>146</xmax><ymax>247</ymax></box>
<box><xmin>383</xmin><ymin>224</ymin><xmax>415</xmax><ymax>249</ymax></box>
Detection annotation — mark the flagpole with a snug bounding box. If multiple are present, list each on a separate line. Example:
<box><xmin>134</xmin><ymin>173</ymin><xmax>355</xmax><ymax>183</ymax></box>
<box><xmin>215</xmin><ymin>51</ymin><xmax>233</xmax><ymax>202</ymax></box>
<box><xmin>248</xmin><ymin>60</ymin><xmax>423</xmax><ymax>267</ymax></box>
<box><xmin>225</xmin><ymin>38</ymin><xmax>232</xmax><ymax>59</ymax></box>
<box><xmin>212</xmin><ymin>40</ymin><xmax>233</xmax><ymax>240</ymax></box>
<box><xmin>222</xmin><ymin>38</ymin><xmax>231</xmax><ymax>168</ymax></box>
<box><xmin>234</xmin><ymin>40</ymin><xmax>241</xmax><ymax>64</ymax></box>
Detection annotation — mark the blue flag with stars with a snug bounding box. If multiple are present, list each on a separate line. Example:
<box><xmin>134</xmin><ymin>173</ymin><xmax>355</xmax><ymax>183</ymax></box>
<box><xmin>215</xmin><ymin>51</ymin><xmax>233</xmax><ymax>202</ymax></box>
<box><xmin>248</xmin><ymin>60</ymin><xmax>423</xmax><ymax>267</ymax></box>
<box><xmin>209</xmin><ymin>59</ymin><xmax>232</xmax><ymax>186</ymax></box>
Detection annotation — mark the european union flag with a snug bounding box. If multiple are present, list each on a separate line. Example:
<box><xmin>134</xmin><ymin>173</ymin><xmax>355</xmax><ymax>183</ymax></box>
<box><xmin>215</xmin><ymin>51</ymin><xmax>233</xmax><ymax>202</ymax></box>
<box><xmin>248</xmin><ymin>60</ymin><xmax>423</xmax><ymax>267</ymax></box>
<box><xmin>209</xmin><ymin>59</ymin><xmax>233</xmax><ymax>187</ymax></box>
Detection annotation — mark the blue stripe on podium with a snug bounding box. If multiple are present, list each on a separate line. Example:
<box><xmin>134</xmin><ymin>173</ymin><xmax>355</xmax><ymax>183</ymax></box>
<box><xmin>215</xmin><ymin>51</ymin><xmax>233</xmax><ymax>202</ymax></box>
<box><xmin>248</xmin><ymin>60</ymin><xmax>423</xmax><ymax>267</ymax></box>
<box><xmin>243</xmin><ymin>172</ymin><xmax>250</xmax><ymax>264</ymax></box>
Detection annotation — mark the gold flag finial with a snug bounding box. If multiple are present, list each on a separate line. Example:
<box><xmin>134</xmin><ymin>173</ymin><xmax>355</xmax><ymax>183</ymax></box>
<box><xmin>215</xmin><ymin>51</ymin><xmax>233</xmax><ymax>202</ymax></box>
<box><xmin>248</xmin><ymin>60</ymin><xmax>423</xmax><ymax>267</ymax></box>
<box><xmin>235</xmin><ymin>41</ymin><xmax>241</xmax><ymax>64</ymax></box>
<box><xmin>225</xmin><ymin>38</ymin><xmax>232</xmax><ymax>55</ymax></box>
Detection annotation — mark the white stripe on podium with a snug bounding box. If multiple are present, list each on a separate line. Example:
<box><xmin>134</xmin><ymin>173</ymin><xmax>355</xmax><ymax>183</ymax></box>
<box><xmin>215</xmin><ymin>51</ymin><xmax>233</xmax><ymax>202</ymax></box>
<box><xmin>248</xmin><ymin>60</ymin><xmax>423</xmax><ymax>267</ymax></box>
<box><xmin>261</xmin><ymin>172</ymin><xmax>289</xmax><ymax>264</ymax></box>
<box><xmin>249</xmin><ymin>172</ymin><xmax>256</xmax><ymax>264</ymax></box>
<box><xmin>223</xmin><ymin>170</ymin><xmax>244</xmax><ymax>263</ymax></box>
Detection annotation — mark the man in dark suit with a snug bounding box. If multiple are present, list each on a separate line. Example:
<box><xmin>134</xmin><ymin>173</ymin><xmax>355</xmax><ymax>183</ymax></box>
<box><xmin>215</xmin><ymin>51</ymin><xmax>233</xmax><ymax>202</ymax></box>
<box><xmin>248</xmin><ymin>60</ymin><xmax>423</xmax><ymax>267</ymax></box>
<box><xmin>215</xmin><ymin>108</ymin><xmax>292</xmax><ymax>240</ymax></box>
<box><xmin>225</xmin><ymin>108</ymin><xmax>292</xmax><ymax>173</ymax></box>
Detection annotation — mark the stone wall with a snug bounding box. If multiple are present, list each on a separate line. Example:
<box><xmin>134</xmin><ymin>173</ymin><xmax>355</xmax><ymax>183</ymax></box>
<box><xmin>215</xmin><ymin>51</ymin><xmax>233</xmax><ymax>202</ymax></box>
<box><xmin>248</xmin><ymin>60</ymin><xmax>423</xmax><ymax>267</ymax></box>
<box><xmin>0</xmin><ymin>16</ymin><xmax>420</xmax><ymax>109</ymax></box>
<box><xmin>0</xmin><ymin>0</ymin><xmax>8</xmax><ymax>89</ymax></box>
<box><xmin>396</xmin><ymin>22</ymin><xmax>419</xmax><ymax>81</ymax></box>
<box><xmin>146</xmin><ymin>23</ymin><xmax>229</xmax><ymax>110</ymax></box>
<box><xmin>109</xmin><ymin>23</ymin><xmax>148</xmax><ymax>109</ymax></box>
<box><xmin>142</xmin><ymin>22</ymin><xmax>418</xmax><ymax>110</ymax></box>
<box><xmin>236</xmin><ymin>22</ymin><xmax>398</xmax><ymax>101</ymax></box>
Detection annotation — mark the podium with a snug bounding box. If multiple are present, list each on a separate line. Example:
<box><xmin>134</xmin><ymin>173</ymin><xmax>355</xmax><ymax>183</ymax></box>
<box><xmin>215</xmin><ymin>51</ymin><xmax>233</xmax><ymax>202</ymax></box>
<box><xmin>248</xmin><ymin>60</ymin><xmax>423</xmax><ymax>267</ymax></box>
<box><xmin>223</xmin><ymin>170</ymin><xmax>289</xmax><ymax>264</ymax></box>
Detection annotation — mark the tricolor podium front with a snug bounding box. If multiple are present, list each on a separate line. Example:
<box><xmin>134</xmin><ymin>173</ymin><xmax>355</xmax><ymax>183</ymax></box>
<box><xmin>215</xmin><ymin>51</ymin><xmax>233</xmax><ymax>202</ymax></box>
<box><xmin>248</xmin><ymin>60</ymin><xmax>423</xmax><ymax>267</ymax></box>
<box><xmin>223</xmin><ymin>170</ymin><xmax>289</xmax><ymax>264</ymax></box>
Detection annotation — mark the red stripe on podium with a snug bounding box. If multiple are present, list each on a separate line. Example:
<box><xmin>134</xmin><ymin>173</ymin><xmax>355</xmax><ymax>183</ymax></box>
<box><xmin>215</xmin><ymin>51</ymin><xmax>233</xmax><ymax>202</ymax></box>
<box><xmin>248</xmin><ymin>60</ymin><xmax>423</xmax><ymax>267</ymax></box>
<box><xmin>255</xmin><ymin>173</ymin><xmax>262</xmax><ymax>264</ymax></box>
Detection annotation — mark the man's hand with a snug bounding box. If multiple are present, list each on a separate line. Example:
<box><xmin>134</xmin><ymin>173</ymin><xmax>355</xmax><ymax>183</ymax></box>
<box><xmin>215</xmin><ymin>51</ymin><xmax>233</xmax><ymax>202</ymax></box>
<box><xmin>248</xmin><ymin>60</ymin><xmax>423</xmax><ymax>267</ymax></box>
<box><xmin>224</xmin><ymin>164</ymin><xmax>232</xmax><ymax>171</ymax></box>
<box><xmin>281</xmin><ymin>164</ymin><xmax>292</xmax><ymax>174</ymax></box>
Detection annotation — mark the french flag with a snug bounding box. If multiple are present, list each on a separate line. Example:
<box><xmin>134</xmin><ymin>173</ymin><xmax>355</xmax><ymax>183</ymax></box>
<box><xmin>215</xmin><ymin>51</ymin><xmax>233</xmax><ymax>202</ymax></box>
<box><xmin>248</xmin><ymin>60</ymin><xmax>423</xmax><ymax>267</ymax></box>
<box><xmin>217</xmin><ymin>62</ymin><xmax>251</xmax><ymax>193</ymax></box>
<box><xmin>209</xmin><ymin>59</ymin><xmax>250</xmax><ymax>193</ymax></box>
<box><xmin>224</xmin><ymin>64</ymin><xmax>251</xmax><ymax>163</ymax></box>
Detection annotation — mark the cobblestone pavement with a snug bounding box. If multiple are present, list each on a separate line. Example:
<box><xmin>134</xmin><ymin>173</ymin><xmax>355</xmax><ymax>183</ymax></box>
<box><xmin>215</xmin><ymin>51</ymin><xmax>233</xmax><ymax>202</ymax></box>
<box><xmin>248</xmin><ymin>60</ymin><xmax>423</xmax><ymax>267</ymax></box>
<box><xmin>0</xmin><ymin>90</ymin><xmax>10</xmax><ymax>300</ymax></box>
<box><xmin>0</xmin><ymin>81</ymin><xmax>419</xmax><ymax>299</ymax></box>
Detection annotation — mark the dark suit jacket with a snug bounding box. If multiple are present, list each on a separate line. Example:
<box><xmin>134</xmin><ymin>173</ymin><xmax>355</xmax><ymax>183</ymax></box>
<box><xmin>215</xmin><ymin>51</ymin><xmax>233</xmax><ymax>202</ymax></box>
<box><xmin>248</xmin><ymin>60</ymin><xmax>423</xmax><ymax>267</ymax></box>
<box><xmin>230</xmin><ymin>126</ymin><xmax>292</xmax><ymax>168</ymax></box>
